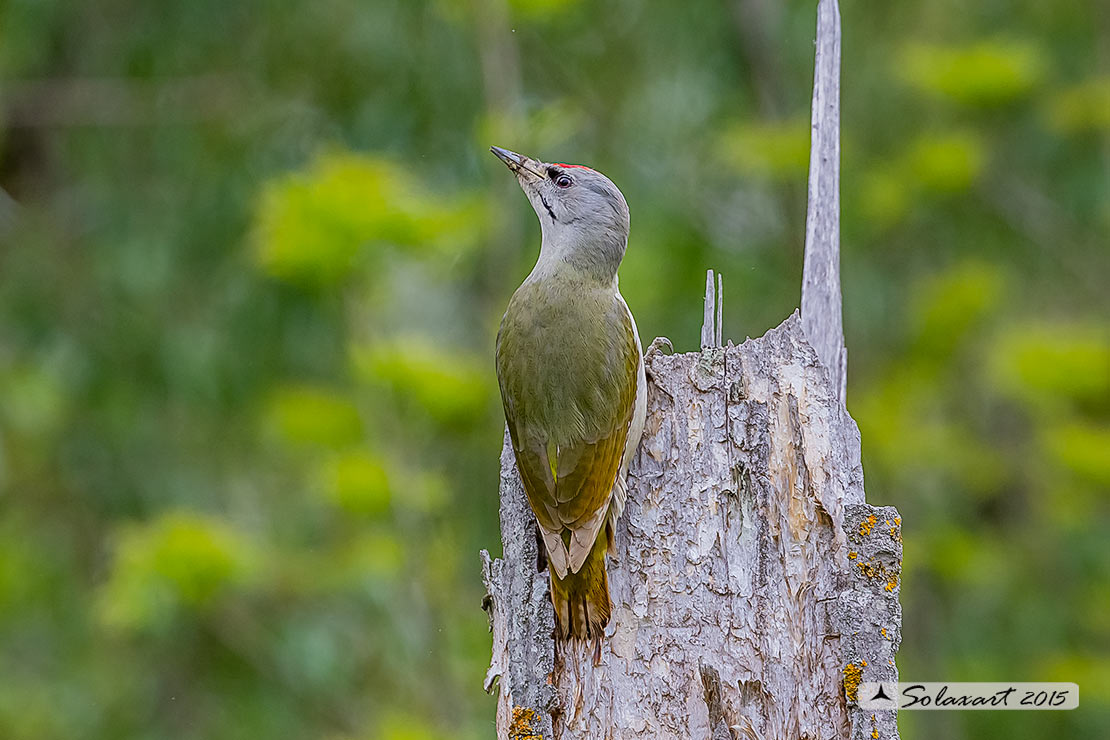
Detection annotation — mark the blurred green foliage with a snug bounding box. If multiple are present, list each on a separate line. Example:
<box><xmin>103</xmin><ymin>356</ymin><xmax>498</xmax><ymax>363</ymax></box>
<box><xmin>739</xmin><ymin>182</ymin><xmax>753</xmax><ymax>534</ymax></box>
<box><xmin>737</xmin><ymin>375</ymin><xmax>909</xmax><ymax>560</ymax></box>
<box><xmin>719</xmin><ymin>118</ymin><xmax>812</xmax><ymax>179</ymax></box>
<box><xmin>0</xmin><ymin>0</ymin><xmax>1106</xmax><ymax>738</ymax></box>
<box><xmin>255</xmin><ymin>153</ymin><xmax>483</xmax><ymax>284</ymax></box>
<box><xmin>98</xmin><ymin>512</ymin><xmax>259</xmax><ymax>632</ymax></box>
<box><xmin>899</xmin><ymin>39</ymin><xmax>1048</xmax><ymax>106</ymax></box>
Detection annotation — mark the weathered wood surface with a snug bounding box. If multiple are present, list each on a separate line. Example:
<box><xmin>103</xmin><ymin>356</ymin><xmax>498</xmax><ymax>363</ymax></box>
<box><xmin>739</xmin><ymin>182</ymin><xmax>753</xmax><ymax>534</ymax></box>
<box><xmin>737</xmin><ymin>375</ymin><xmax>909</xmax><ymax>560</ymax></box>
<box><xmin>800</xmin><ymin>0</ymin><xmax>846</xmax><ymax>405</ymax></box>
<box><xmin>482</xmin><ymin>314</ymin><xmax>902</xmax><ymax>739</ymax></box>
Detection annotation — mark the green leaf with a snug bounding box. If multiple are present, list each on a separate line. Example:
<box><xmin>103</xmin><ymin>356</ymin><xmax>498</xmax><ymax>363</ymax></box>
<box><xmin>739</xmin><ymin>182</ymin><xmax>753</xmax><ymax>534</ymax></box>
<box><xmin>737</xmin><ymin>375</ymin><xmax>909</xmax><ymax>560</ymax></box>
<box><xmin>857</xmin><ymin>167</ymin><xmax>912</xmax><ymax>231</ymax></box>
<box><xmin>718</xmin><ymin>118</ymin><xmax>811</xmax><ymax>180</ymax></box>
<box><xmin>1045</xmin><ymin>77</ymin><xmax>1110</xmax><ymax>134</ymax></box>
<box><xmin>509</xmin><ymin>0</ymin><xmax>583</xmax><ymax>18</ymax></box>
<box><xmin>350</xmin><ymin>336</ymin><xmax>491</xmax><ymax>426</ymax></box>
<box><xmin>899</xmin><ymin>39</ymin><xmax>1047</xmax><ymax>106</ymax></box>
<box><xmin>377</xmin><ymin>712</ymin><xmax>440</xmax><ymax>740</ymax></box>
<box><xmin>902</xmin><ymin>131</ymin><xmax>986</xmax><ymax>193</ymax></box>
<box><xmin>320</xmin><ymin>451</ymin><xmax>392</xmax><ymax>516</ymax></box>
<box><xmin>265</xmin><ymin>384</ymin><xmax>363</xmax><ymax>448</ymax></box>
<box><xmin>1043</xmin><ymin>422</ymin><xmax>1110</xmax><ymax>485</ymax></box>
<box><xmin>910</xmin><ymin>261</ymin><xmax>1004</xmax><ymax>357</ymax></box>
<box><xmin>98</xmin><ymin>512</ymin><xmax>256</xmax><ymax>631</ymax></box>
<box><xmin>253</xmin><ymin>153</ymin><xmax>482</xmax><ymax>285</ymax></box>
<box><xmin>988</xmin><ymin>323</ymin><xmax>1110</xmax><ymax>408</ymax></box>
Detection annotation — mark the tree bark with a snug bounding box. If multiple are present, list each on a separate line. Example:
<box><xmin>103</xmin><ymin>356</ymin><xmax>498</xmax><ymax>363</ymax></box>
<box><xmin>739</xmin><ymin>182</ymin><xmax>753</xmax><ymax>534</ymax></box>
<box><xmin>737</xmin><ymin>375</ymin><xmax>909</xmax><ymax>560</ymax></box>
<box><xmin>480</xmin><ymin>2</ymin><xmax>901</xmax><ymax>737</ymax></box>
<box><xmin>482</xmin><ymin>313</ymin><xmax>900</xmax><ymax>739</ymax></box>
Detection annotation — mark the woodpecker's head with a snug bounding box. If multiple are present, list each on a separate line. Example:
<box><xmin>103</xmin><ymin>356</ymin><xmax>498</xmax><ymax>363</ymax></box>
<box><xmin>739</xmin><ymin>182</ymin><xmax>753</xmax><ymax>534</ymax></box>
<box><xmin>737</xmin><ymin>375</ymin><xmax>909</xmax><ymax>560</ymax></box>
<box><xmin>491</xmin><ymin>146</ymin><xmax>630</xmax><ymax>280</ymax></box>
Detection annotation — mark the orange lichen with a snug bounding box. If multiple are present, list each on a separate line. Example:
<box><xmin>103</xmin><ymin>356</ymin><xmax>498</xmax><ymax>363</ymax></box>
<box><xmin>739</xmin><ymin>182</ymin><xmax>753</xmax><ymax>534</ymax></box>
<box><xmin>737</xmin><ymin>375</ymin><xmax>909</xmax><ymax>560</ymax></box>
<box><xmin>843</xmin><ymin>662</ymin><xmax>863</xmax><ymax>702</ymax></box>
<box><xmin>871</xmin><ymin>714</ymin><xmax>879</xmax><ymax>739</ymax></box>
<box><xmin>856</xmin><ymin>559</ymin><xmax>880</xmax><ymax>580</ymax></box>
<box><xmin>848</xmin><ymin>551</ymin><xmax>858</xmax><ymax>560</ymax></box>
<box><xmin>509</xmin><ymin>706</ymin><xmax>542</xmax><ymax>740</ymax></box>
<box><xmin>855</xmin><ymin>557</ymin><xmax>900</xmax><ymax>592</ymax></box>
<box><xmin>859</xmin><ymin>515</ymin><xmax>878</xmax><ymax>536</ymax></box>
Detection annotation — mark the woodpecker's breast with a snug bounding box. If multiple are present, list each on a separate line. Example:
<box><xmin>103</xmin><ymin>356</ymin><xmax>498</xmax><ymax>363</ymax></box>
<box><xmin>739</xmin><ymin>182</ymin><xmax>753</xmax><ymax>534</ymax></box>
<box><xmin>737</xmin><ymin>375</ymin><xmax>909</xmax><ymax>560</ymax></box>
<box><xmin>496</xmin><ymin>279</ymin><xmax>637</xmax><ymax>446</ymax></box>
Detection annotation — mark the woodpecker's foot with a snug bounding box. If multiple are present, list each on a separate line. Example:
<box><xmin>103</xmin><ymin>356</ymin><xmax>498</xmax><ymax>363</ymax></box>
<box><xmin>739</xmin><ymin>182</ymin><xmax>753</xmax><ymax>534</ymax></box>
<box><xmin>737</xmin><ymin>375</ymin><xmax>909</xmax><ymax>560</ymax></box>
<box><xmin>645</xmin><ymin>336</ymin><xmax>673</xmax><ymax>360</ymax></box>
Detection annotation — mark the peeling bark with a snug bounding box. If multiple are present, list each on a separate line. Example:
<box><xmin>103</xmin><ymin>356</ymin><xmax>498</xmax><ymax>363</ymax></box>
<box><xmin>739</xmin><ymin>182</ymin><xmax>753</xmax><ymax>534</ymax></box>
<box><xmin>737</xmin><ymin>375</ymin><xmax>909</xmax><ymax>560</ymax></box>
<box><xmin>481</xmin><ymin>314</ymin><xmax>901</xmax><ymax>739</ymax></box>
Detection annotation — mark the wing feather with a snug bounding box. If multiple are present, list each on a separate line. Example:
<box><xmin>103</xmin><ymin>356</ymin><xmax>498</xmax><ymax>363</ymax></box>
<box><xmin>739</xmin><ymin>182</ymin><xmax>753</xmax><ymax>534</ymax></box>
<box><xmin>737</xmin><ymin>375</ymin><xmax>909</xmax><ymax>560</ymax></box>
<box><xmin>496</xmin><ymin>284</ymin><xmax>640</xmax><ymax>577</ymax></box>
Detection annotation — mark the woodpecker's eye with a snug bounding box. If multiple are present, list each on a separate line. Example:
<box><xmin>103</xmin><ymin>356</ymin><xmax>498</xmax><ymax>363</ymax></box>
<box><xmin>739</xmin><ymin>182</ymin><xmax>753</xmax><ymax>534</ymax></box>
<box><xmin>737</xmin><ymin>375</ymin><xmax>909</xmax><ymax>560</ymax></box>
<box><xmin>555</xmin><ymin>175</ymin><xmax>573</xmax><ymax>189</ymax></box>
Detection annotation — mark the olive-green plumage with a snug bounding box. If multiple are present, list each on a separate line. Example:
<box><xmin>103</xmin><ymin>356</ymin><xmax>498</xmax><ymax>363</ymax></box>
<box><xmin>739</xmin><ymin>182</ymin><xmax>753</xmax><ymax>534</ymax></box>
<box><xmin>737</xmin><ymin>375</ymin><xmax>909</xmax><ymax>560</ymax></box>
<box><xmin>491</xmin><ymin>146</ymin><xmax>646</xmax><ymax>641</ymax></box>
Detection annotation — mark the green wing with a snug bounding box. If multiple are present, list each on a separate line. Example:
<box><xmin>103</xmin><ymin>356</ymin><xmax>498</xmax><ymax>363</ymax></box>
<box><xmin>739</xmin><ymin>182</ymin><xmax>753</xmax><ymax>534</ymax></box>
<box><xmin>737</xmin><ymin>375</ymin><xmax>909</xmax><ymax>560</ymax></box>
<box><xmin>496</xmin><ymin>284</ymin><xmax>639</xmax><ymax>576</ymax></box>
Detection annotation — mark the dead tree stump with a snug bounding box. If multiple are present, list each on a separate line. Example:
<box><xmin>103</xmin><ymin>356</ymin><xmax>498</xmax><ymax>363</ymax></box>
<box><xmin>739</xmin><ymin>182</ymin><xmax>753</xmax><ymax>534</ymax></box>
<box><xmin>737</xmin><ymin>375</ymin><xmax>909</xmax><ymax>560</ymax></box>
<box><xmin>480</xmin><ymin>2</ymin><xmax>901</xmax><ymax>738</ymax></box>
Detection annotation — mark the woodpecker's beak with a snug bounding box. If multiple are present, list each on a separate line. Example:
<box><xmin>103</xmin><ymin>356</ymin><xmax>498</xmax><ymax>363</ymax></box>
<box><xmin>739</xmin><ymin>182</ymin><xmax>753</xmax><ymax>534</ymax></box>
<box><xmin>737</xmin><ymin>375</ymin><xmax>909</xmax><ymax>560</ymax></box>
<box><xmin>490</xmin><ymin>146</ymin><xmax>546</xmax><ymax>181</ymax></box>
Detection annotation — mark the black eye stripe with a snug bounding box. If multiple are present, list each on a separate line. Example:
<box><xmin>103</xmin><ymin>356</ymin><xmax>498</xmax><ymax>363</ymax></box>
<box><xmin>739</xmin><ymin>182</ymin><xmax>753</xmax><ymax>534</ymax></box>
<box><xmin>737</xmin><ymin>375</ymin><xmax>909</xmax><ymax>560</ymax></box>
<box><xmin>547</xmin><ymin>167</ymin><xmax>574</xmax><ymax>188</ymax></box>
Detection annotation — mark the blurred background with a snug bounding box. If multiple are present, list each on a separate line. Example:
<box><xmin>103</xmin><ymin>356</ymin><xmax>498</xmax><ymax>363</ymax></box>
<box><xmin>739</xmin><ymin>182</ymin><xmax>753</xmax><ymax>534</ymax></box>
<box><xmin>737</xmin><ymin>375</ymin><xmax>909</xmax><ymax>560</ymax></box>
<box><xmin>0</xmin><ymin>0</ymin><xmax>1106</xmax><ymax>738</ymax></box>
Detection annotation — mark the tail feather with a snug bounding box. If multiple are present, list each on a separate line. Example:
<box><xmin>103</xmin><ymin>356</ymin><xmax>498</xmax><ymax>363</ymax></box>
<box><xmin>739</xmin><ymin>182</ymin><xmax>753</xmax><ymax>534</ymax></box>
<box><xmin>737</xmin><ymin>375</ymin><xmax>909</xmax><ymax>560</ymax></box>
<box><xmin>549</xmin><ymin>524</ymin><xmax>611</xmax><ymax>641</ymax></box>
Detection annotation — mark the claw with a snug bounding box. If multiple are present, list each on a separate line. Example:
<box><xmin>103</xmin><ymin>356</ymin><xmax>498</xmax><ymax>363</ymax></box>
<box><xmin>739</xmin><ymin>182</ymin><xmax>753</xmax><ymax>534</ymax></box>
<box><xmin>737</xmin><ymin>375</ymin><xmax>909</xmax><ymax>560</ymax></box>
<box><xmin>645</xmin><ymin>336</ymin><xmax>673</xmax><ymax>359</ymax></box>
